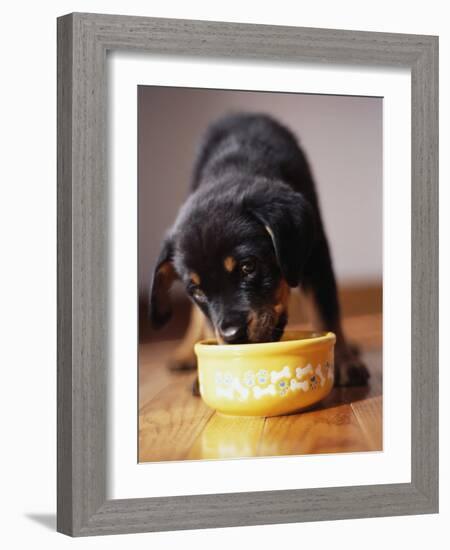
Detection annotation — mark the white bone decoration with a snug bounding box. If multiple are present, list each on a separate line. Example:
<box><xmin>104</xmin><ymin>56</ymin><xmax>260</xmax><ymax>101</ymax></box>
<box><xmin>253</xmin><ymin>384</ymin><xmax>277</xmax><ymax>399</ymax></box>
<box><xmin>290</xmin><ymin>379</ymin><xmax>310</xmax><ymax>392</ymax></box>
<box><xmin>296</xmin><ymin>364</ymin><xmax>313</xmax><ymax>379</ymax></box>
<box><xmin>213</xmin><ymin>360</ymin><xmax>332</xmax><ymax>401</ymax></box>
<box><xmin>270</xmin><ymin>365</ymin><xmax>291</xmax><ymax>384</ymax></box>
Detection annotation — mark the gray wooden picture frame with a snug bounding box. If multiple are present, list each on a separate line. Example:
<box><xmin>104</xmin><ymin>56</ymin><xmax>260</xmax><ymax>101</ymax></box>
<box><xmin>57</xmin><ymin>12</ymin><xmax>438</xmax><ymax>537</ymax></box>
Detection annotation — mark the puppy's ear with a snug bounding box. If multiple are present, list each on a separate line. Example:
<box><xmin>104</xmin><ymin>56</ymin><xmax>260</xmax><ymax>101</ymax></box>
<box><xmin>149</xmin><ymin>237</ymin><xmax>179</xmax><ymax>329</ymax></box>
<box><xmin>246</xmin><ymin>183</ymin><xmax>317</xmax><ymax>287</ymax></box>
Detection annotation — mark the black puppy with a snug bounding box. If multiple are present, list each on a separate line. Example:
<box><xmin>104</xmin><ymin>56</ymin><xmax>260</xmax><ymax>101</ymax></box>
<box><xmin>150</xmin><ymin>113</ymin><xmax>370</xmax><ymax>388</ymax></box>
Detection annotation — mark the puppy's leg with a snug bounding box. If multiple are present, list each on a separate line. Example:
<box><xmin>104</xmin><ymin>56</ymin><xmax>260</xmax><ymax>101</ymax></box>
<box><xmin>302</xmin><ymin>244</ymin><xmax>370</xmax><ymax>386</ymax></box>
<box><xmin>168</xmin><ymin>304</ymin><xmax>206</xmax><ymax>372</ymax></box>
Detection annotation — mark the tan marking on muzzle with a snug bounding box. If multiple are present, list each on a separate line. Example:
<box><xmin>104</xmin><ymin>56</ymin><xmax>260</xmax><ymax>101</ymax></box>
<box><xmin>224</xmin><ymin>256</ymin><xmax>236</xmax><ymax>272</ymax></box>
<box><xmin>274</xmin><ymin>278</ymin><xmax>290</xmax><ymax>317</ymax></box>
<box><xmin>247</xmin><ymin>308</ymin><xmax>277</xmax><ymax>342</ymax></box>
<box><xmin>247</xmin><ymin>310</ymin><xmax>258</xmax><ymax>341</ymax></box>
<box><xmin>246</xmin><ymin>278</ymin><xmax>291</xmax><ymax>342</ymax></box>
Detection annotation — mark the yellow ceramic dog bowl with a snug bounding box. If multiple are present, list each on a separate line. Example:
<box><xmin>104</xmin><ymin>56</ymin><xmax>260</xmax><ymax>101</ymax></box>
<box><xmin>195</xmin><ymin>330</ymin><xmax>336</xmax><ymax>417</ymax></box>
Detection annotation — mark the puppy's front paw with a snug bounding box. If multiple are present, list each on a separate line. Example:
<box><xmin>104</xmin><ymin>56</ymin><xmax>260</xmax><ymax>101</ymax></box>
<box><xmin>167</xmin><ymin>355</ymin><xmax>197</xmax><ymax>372</ymax></box>
<box><xmin>335</xmin><ymin>355</ymin><xmax>370</xmax><ymax>387</ymax></box>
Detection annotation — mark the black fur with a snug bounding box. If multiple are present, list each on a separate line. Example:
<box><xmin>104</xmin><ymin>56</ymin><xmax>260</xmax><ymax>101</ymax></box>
<box><xmin>149</xmin><ymin>113</ymin><xmax>369</xmax><ymax>385</ymax></box>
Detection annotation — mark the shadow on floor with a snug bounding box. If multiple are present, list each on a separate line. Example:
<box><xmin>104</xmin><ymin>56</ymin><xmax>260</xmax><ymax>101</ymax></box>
<box><xmin>25</xmin><ymin>513</ymin><xmax>56</xmax><ymax>531</ymax></box>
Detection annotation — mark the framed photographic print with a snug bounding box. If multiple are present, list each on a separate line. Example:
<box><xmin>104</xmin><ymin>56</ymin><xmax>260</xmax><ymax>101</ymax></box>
<box><xmin>57</xmin><ymin>13</ymin><xmax>438</xmax><ymax>536</ymax></box>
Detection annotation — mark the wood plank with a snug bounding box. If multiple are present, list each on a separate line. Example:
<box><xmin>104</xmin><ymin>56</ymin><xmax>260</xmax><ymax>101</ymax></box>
<box><xmin>259</xmin><ymin>403</ymin><xmax>372</xmax><ymax>457</ymax></box>
<box><xmin>351</xmin><ymin>396</ymin><xmax>383</xmax><ymax>451</ymax></box>
<box><xmin>139</xmin><ymin>376</ymin><xmax>214</xmax><ymax>462</ymax></box>
<box><xmin>188</xmin><ymin>414</ymin><xmax>265</xmax><ymax>460</ymax></box>
<box><xmin>139</xmin><ymin>340</ymin><xmax>181</xmax><ymax>409</ymax></box>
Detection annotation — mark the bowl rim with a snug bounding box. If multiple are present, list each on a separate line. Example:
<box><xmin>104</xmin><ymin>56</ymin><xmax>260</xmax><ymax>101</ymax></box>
<box><xmin>195</xmin><ymin>330</ymin><xmax>336</xmax><ymax>355</ymax></box>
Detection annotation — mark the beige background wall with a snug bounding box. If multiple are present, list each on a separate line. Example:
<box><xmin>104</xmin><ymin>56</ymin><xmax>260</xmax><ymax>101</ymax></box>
<box><xmin>138</xmin><ymin>87</ymin><xmax>382</xmax><ymax>294</ymax></box>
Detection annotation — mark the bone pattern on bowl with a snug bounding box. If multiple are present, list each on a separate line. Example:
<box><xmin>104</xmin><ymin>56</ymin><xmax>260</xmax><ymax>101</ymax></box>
<box><xmin>205</xmin><ymin>361</ymin><xmax>333</xmax><ymax>402</ymax></box>
<box><xmin>195</xmin><ymin>331</ymin><xmax>336</xmax><ymax>416</ymax></box>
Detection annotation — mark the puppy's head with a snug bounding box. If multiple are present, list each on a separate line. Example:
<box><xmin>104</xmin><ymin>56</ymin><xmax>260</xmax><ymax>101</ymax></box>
<box><xmin>150</xmin><ymin>178</ymin><xmax>316</xmax><ymax>344</ymax></box>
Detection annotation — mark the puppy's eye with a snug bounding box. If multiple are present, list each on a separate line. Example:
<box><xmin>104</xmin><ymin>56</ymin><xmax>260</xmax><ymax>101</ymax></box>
<box><xmin>192</xmin><ymin>288</ymin><xmax>206</xmax><ymax>302</ymax></box>
<box><xmin>240</xmin><ymin>259</ymin><xmax>256</xmax><ymax>276</ymax></box>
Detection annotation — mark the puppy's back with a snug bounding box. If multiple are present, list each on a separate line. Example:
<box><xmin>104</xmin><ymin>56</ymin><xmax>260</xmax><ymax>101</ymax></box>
<box><xmin>191</xmin><ymin>113</ymin><xmax>316</xmax><ymax>202</ymax></box>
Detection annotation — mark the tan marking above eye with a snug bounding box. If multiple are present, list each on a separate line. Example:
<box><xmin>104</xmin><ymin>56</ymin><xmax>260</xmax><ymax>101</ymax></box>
<box><xmin>274</xmin><ymin>303</ymin><xmax>284</xmax><ymax>315</ymax></box>
<box><xmin>190</xmin><ymin>272</ymin><xmax>201</xmax><ymax>286</ymax></box>
<box><xmin>224</xmin><ymin>256</ymin><xmax>236</xmax><ymax>272</ymax></box>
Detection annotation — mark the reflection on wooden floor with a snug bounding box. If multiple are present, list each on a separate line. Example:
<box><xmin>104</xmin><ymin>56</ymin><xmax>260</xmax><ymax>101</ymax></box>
<box><xmin>139</xmin><ymin>313</ymin><xmax>382</xmax><ymax>462</ymax></box>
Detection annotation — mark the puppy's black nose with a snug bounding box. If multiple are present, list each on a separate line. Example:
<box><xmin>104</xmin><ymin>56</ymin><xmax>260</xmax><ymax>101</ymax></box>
<box><xmin>218</xmin><ymin>323</ymin><xmax>246</xmax><ymax>344</ymax></box>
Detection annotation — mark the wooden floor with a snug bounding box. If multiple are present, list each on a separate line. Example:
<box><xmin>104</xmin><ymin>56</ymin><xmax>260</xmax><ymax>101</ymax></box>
<box><xmin>139</xmin><ymin>313</ymin><xmax>382</xmax><ymax>462</ymax></box>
